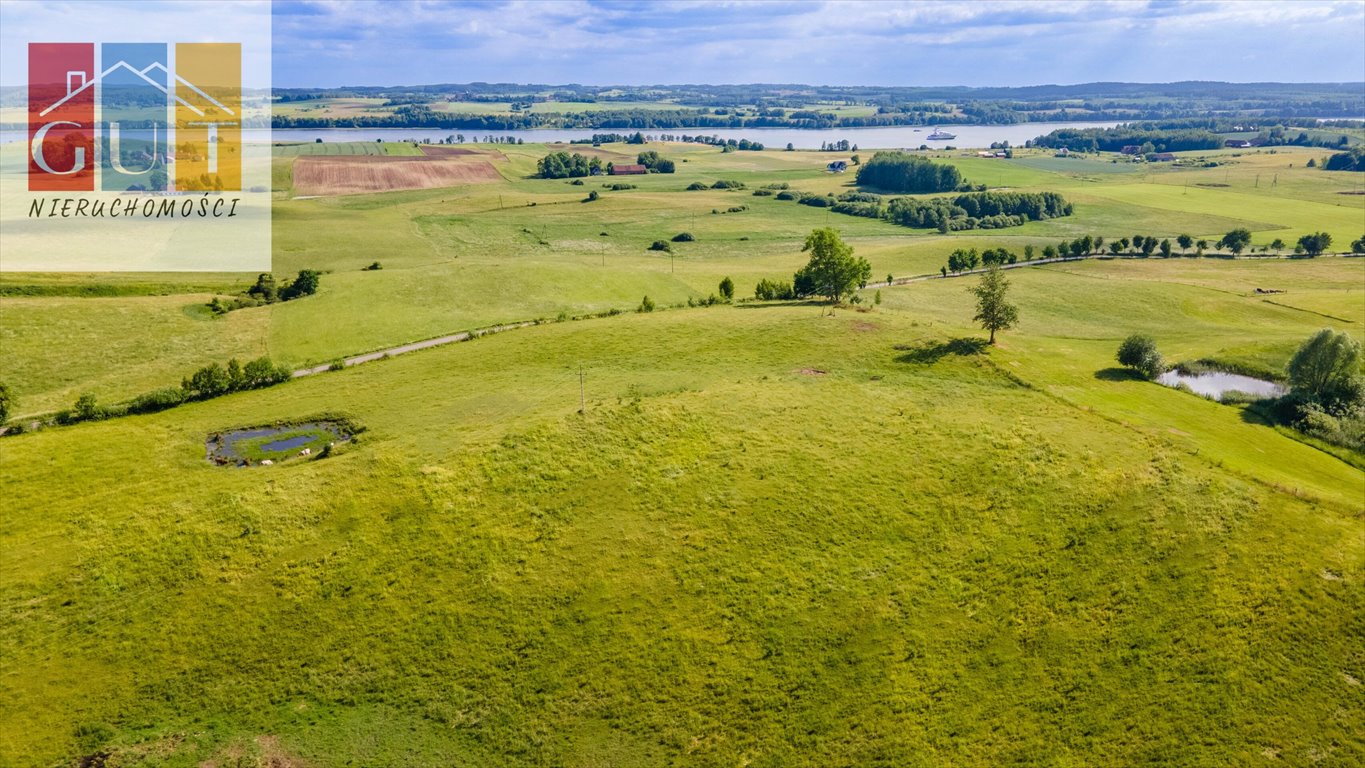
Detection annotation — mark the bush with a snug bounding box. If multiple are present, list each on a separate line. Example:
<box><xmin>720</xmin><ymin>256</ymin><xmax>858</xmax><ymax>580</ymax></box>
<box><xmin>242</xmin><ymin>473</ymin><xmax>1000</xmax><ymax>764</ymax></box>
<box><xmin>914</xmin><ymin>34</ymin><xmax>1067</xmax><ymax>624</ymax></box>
<box><xmin>752</xmin><ymin>189</ymin><xmax>774</xmax><ymax>196</ymax></box>
<box><xmin>686</xmin><ymin>182</ymin><xmax>708</xmax><ymax>191</ymax></box>
<box><xmin>775</xmin><ymin>190</ymin><xmax>799</xmax><ymax>201</ymax></box>
<box><xmin>279</xmin><ymin>269</ymin><xmax>322</xmax><ymax>301</ymax></box>
<box><xmin>755</xmin><ymin>278</ymin><xmax>795</xmax><ymax>301</ymax></box>
<box><xmin>711</xmin><ymin>180</ymin><xmax>746</xmax><ymax>190</ymax></box>
<box><xmin>1117</xmin><ymin>334</ymin><xmax>1164</xmax><ymax>379</ymax></box>
<box><xmin>585</xmin><ymin>190</ymin><xmax>599</xmax><ymax>202</ymax></box>
<box><xmin>649</xmin><ymin>240</ymin><xmax>672</xmax><ymax>252</ymax></box>
<box><xmin>570</xmin><ymin>179</ymin><xmax>584</xmax><ymax>185</ymax></box>
<box><xmin>128</xmin><ymin>387</ymin><xmax>186</xmax><ymax>414</ymax></box>
<box><xmin>672</xmin><ymin>232</ymin><xmax>695</xmax><ymax>242</ymax></box>
<box><xmin>638</xmin><ymin>295</ymin><xmax>655</xmax><ymax>313</ymax></box>
<box><xmin>364</xmin><ymin>261</ymin><xmax>383</xmax><ymax>271</ymax></box>
<box><xmin>719</xmin><ymin>276</ymin><xmax>734</xmax><ymax>300</ymax></box>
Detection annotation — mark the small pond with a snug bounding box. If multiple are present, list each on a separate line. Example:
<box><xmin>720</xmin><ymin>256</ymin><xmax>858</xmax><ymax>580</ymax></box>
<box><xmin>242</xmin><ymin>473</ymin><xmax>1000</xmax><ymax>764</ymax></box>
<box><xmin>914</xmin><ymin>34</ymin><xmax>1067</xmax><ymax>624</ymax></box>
<box><xmin>1157</xmin><ymin>370</ymin><xmax>1286</xmax><ymax>401</ymax></box>
<box><xmin>206</xmin><ymin>420</ymin><xmax>353</xmax><ymax>466</ymax></box>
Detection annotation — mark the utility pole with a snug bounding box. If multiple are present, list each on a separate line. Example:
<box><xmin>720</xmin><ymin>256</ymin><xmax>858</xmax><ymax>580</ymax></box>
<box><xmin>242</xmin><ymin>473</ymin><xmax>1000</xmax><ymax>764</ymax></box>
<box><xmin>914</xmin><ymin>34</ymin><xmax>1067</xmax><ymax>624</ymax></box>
<box><xmin>578</xmin><ymin>364</ymin><xmax>585</xmax><ymax>413</ymax></box>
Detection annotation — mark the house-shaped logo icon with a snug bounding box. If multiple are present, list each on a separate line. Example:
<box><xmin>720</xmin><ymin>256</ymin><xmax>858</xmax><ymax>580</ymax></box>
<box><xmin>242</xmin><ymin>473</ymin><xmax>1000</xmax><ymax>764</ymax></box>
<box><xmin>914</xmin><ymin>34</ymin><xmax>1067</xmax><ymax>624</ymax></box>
<box><xmin>28</xmin><ymin>42</ymin><xmax>242</xmax><ymax>192</ymax></box>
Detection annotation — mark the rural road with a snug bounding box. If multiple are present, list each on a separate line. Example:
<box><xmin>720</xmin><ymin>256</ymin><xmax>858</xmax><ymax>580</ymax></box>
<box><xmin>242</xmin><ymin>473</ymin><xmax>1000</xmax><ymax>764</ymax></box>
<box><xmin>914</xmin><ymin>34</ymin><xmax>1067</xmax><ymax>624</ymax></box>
<box><xmin>292</xmin><ymin>320</ymin><xmax>538</xmax><ymax>377</ymax></box>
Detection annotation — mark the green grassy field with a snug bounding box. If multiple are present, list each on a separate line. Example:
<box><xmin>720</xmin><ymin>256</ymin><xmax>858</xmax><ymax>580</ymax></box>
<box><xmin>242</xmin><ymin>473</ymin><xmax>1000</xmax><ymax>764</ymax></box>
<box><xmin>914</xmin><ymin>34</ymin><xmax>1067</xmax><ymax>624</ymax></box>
<box><xmin>1</xmin><ymin>137</ymin><xmax>1363</xmax><ymax>766</ymax></box>
<box><xmin>5</xmin><ymin>142</ymin><xmax>1363</xmax><ymax>415</ymax></box>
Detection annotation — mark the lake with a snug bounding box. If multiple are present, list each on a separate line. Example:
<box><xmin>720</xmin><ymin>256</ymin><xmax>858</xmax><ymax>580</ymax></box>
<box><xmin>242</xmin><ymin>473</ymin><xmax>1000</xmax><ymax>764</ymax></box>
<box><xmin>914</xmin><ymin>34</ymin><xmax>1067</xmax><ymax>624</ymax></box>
<box><xmin>251</xmin><ymin>122</ymin><xmax>1120</xmax><ymax>150</ymax></box>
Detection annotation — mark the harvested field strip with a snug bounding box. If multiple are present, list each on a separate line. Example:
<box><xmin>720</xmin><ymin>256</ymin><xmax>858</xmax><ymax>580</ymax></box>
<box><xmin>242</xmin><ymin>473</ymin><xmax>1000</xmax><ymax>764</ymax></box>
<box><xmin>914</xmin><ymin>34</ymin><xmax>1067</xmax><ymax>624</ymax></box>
<box><xmin>293</xmin><ymin>155</ymin><xmax>503</xmax><ymax>195</ymax></box>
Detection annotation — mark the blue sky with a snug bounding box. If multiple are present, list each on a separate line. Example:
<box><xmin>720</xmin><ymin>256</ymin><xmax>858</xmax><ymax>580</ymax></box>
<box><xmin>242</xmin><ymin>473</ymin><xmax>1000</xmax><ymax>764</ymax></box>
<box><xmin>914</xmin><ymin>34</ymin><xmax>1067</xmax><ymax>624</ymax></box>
<box><xmin>270</xmin><ymin>0</ymin><xmax>1365</xmax><ymax>88</ymax></box>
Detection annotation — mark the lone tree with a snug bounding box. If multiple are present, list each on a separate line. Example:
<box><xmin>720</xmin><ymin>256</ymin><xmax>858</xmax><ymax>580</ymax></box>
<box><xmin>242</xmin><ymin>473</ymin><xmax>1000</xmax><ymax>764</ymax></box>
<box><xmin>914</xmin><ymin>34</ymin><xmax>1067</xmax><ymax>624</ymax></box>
<box><xmin>969</xmin><ymin>264</ymin><xmax>1019</xmax><ymax>344</ymax></box>
<box><xmin>794</xmin><ymin>228</ymin><xmax>870</xmax><ymax>304</ymax></box>
<box><xmin>1177</xmin><ymin>233</ymin><xmax>1193</xmax><ymax>254</ymax></box>
<box><xmin>1287</xmin><ymin>328</ymin><xmax>1360</xmax><ymax>401</ymax></box>
<box><xmin>1116</xmin><ymin>334</ymin><xmax>1164</xmax><ymax>379</ymax></box>
<box><xmin>718</xmin><ymin>276</ymin><xmax>735</xmax><ymax>301</ymax></box>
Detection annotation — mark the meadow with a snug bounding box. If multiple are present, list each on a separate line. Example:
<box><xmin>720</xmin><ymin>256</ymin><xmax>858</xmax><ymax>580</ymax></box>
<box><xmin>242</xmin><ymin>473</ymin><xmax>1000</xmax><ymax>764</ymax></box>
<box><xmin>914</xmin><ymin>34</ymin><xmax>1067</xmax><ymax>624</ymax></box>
<box><xmin>1</xmin><ymin>136</ymin><xmax>1362</xmax><ymax>766</ymax></box>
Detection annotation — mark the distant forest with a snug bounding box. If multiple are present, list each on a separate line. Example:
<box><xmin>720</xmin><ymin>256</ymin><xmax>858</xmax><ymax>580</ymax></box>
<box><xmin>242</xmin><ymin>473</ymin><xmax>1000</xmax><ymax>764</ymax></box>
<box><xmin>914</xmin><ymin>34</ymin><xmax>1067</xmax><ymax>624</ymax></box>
<box><xmin>267</xmin><ymin>81</ymin><xmax>1365</xmax><ymax>131</ymax></box>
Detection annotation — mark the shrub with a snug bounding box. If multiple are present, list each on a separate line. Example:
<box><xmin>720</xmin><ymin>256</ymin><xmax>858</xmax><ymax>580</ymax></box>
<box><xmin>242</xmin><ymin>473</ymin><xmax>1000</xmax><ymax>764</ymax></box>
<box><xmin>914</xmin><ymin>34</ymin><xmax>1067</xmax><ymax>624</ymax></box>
<box><xmin>585</xmin><ymin>190</ymin><xmax>599</xmax><ymax>202</ymax></box>
<box><xmin>1117</xmin><ymin>334</ymin><xmax>1164</xmax><ymax>379</ymax></box>
<box><xmin>775</xmin><ymin>190</ymin><xmax>800</xmax><ymax>201</ymax></box>
<box><xmin>128</xmin><ymin>387</ymin><xmax>186</xmax><ymax>414</ymax></box>
<box><xmin>711</xmin><ymin>180</ymin><xmax>746</xmax><ymax>190</ymax></box>
<box><xmin>686</xmin><ymin>182</ymin><xmax>708</xmax><ymax>190</ymax></box>
<box><xmin>279</xmin><ymin>269</ymin><xmax>322</xmax><ymax>301</ymax></box>
<box><xmin>752</xmin><ymin>189</ymin><xmax>774</xmax><ymax>196</ymax></box>
<box><xmin>672</xmin><ymin>232</ymin><xmax>695</xmax><ymax>242</ymax></box>
<box><xmin>73</xmin><ymin>392</ymin><xmax>105</xmax><ymax>422</ymax></box>
<box><xmin>638</xmin><ymin>295</ymin><xmax>655</xmax><ymax>313</ymax></box>
<box><xmin>364</xmin><ymin>261</ymin><xmax>383</xmax><ymax>271</ymax></box>
<box><xmin>719</xmin><ymin>276</ymin><xmax>734</xmax><ymax>300</ymax></box>
<box><xmin>570</xmin><ymin>179</ymin><xmax>584</xmax><ymax>185</ymax></box>
<box><xmin>649</xmin><ymin>240</ymin><xmax>672</xmax><ymax>252</ymax></box>
<box><xmin>755</xmin><ymin>278</ymin><xmax>795</xmax><ymax>301</ymax></box>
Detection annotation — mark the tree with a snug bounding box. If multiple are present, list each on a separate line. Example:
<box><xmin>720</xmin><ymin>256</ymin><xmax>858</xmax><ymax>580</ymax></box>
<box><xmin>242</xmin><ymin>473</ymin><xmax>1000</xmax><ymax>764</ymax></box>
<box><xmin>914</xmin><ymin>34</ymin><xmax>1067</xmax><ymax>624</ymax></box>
<box><xmin>1116</xmin><ymin>334</ymin><xmax>1164</xmax><ymax>379</ymax></box>
<box><xmin>793</xmin><ymin>228</ymin><xmax>870</xmax><ymax>304</ymax></box>
<box><xmin>969</xmin><ymin>264</ymin><xmax>1019</xmax><ymax>344</ymax></box>
<box><xmin>1159</xmin><ymin>238</ymin><xmax>1172</xmax><ymax>258</ymax></box>
<box><xmin>638</xmin><ymin>295</ymin><xmax>655</xmax><ymax>313</ymax></box>
<box><xmin>1297</xmin><ymin>232</ymin><xmax>1332</xmax><ymax>257</ymax></box>
<box><xmin>785</xmin><ymin>143</ymin><xmax>795</xmax><ymax>151</ymax></box>
<box><xmin>1024</xmin><ymin>244</ymin><xmax>1035</xmax><ymax>261</ymax></box>
<box><xmin>1196</xmin><ymin>239</ymin><xmax>1208</xmax><ymax>254</ymax></box>
<box><xmin>718</xmin><ymin>276</ymin><xmax>734</xmax><ymax>301</ymax></box>
<box><xmin>1270</xmin><ymin>238</ymin><xmax>1285</xmax><ymax>254</ymax></box>
<box><xmin>1042</xmin><ymin>245</ymin><xmax>1057</xmax><ymax>259</ymax></box>
<box><xmin>1287</xmin><ymin>329</ymin><xmax>1361</xmax><ymax>401</ymax></box>
<box><xmin>1218</xmin><ymin>228</ymin><xmax>1252</xmax><ymax>255</ymax></box>
<box><xmin>0</xmin><ymin>382</ymin><xmax>12</xmax><ymax>425</ymax></box>
<box><xmin>1177</xmin><ymin>233</ymin><xmax>1193</xmax><ymax>254</ymax></box>
<box><xmin>1140</xmin><ymin>236</ymin><xmax>1158</xmax><ymax>256</ymax></box>
<box><xmin>1352</xmin><ymin>234</ymin><xmax>1365</xmax><ymax>254</ymax></box>
<box><xmin>1109</xmin><ymin>241</ymin><xmax>1124</xmax><ymax>255</ymax></box>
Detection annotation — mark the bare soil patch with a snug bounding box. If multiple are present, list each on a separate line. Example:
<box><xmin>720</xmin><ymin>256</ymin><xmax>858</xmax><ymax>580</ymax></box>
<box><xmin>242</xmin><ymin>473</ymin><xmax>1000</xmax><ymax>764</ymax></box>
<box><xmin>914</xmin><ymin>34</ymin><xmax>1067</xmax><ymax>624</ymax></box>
<box><xmin>799</xmin><ymin>368</ymin><xmax>828</xmax><ymax>376</ymax></box>
<box><xmin>294</xmin><ymin>155</ymin><xmax>502</xmax><ymax>195</ymax></box>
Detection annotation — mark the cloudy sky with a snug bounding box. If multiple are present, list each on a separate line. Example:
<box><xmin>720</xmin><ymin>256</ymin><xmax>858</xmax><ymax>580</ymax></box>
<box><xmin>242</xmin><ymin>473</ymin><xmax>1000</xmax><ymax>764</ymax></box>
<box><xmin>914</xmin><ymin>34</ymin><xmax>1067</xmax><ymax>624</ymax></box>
<box><xmin>270</xmin><ymin>0</ymin><xmax>1365</xmax><ymax>88</ymax></box>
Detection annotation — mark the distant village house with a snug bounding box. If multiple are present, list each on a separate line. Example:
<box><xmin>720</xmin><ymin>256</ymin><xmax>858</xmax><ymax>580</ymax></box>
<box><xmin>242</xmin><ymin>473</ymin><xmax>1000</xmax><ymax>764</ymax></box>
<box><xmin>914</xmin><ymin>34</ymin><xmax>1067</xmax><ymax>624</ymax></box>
<box><xmin>609</xmin><ymin>164</ymin><xmax>647</xmax><ymax>175</ymax></box>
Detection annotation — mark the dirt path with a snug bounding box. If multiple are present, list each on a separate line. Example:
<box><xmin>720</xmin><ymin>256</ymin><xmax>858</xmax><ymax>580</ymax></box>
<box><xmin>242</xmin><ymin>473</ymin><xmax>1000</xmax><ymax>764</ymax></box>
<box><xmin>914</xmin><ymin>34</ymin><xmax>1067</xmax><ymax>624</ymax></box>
<box><xmin>292</xmin><ymin>320</ymin><xmax>538</xmax><ymax>377</ymax></box>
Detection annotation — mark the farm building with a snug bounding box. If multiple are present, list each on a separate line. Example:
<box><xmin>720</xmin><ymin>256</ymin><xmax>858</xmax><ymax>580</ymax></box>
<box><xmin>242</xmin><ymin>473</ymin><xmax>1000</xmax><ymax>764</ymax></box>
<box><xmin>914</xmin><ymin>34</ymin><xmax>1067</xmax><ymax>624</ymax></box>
<box><xmin>827</xmin><ymin>160</ymin><xmax>848</xmax><ymax>172</ymax></box>
<box><xmin>609</xmin><ymin>164</ymin><xmax>647</xmax><ymax>175</ymax></box>
<box><xmin>1055</xmin><ymin>147</ymin><xmax>1070</xmax><ymax>157</ymax></box>
<box><xmin>1224</xmin><ymin>139</ymin><xmax>1252</xmax><ymax>148</ymax></box>
<box><xmin>1121</xmin><ymin>145</ymin><xmax>1141</xmax><ymax>155</ymax></box>
<box><xmin>1151</xmin><ymin>153</ymin><xmax>1177</xmax><ymax>162</ymax></box>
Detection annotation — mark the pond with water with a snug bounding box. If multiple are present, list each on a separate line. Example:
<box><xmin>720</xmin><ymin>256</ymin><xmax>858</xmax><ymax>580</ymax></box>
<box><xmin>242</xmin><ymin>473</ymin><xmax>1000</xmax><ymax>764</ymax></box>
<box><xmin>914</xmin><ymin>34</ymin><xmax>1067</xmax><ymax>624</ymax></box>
<box><xmin>1157</xmin><ymin>370</ymin><xmax>1285</xmax><ymax>401</ymax></box>
<box><xmin>206</xmin><ymin>420</ymin><xmax>352</xmax><ymax>465</ymax></box>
